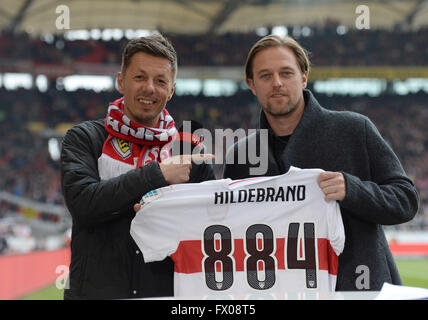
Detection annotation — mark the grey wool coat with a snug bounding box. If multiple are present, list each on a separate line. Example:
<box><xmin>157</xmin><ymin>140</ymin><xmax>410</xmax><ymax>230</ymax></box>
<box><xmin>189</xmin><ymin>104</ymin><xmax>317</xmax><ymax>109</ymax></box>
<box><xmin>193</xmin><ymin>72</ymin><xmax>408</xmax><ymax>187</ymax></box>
<box><xmin>223</xmin><ymin>89</ymin><xmax>419</xmax><ymax>291</ymax></box>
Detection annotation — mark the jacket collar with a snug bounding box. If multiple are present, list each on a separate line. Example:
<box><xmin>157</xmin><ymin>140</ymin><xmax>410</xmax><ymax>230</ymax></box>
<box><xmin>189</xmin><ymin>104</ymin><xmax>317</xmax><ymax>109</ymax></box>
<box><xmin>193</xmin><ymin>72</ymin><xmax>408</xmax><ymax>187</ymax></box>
<box><xmin>257</xmin><ymin>89</ymin><xmax>326</xmax><ymax>174</ymax></box>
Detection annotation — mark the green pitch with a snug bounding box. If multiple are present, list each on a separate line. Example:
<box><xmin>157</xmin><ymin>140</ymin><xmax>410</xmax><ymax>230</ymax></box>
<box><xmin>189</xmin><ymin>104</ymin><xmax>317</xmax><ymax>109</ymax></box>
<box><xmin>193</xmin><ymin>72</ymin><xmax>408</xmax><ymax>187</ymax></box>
<box><xmin>394</xmin><ymin>258</ymin><xmax>428</xmax><ymax>289</ymax></box>
<box><xmin>18</xmin><ymin>258</ymin><xmax>428</xmax><ymax>300</ymax></box>
<box><xmin>19</xmin><ymin>284</ymin><xmax>64</xmax><ymax>300</ymax></box>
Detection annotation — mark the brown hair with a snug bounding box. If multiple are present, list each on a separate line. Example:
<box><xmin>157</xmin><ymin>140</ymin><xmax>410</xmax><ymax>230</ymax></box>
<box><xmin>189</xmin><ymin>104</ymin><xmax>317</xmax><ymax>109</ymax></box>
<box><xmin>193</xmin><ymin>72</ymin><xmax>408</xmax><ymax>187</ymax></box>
<box><xmin>245</xmin><ymin>34</ymin><xmax>310</xmax><ymax>80</ymax></box>
<box><xmin>121</xmin><ymin>34</ymin><xmax>178</xmax><ymax>79</ymax></box>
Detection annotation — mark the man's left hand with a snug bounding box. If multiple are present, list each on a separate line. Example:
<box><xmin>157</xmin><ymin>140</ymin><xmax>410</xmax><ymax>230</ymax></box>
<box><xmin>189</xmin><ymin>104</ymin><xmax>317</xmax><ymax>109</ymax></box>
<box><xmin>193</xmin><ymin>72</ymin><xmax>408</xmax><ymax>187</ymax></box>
<box><xmin>317</xmin><ymin>171</ymin><xmax>346</xmax><ymax>201</ymax></box>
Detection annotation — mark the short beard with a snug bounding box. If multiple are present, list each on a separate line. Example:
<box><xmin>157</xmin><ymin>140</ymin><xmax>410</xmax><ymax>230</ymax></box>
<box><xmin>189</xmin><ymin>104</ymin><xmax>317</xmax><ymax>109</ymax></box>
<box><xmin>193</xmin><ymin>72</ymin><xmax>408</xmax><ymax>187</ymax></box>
<box><xmin>263</xmin><ymin>102</ymin><xmax>298</xmax><ymax>117</ymax></box>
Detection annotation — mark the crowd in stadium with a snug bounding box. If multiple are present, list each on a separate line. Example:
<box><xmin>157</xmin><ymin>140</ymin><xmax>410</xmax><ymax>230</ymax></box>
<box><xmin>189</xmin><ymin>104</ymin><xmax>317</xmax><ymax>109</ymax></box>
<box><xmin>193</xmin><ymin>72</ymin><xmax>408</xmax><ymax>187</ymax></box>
<box><xmin>0</xmin><ymin>25</ymin><xmax>427</xmax><ymax>255</ymax></box>
<box><xmin>0</xmin><ymin>87</ymin><xmax>427</xmax><ymax>229</ymax></box>
<box><xmin>1</xmin><ymin>24</ymin><xmax>427</xmax><ymax>67</ymax></box>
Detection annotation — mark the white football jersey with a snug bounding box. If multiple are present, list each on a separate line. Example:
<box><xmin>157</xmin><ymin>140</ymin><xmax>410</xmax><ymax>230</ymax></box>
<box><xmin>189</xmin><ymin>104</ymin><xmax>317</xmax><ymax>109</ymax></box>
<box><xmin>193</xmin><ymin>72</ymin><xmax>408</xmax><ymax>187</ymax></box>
<box><xmin>130</xmin><ymin>167</ymin><xmax>345</xmax><ymax>297</ymax></box>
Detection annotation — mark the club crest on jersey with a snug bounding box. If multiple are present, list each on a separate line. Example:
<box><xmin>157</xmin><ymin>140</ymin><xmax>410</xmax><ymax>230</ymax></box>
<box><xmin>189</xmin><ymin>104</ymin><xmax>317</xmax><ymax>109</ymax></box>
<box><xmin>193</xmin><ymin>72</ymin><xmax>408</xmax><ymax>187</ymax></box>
<box><xmin>140</xmin><ymin>189</ymin><xmax>163</xmax><ymax>204</ymax></box>
<box><xmin>112</xmin><ymin>137</ymin><xmax>132</xmax><ymax>159</ymax></box>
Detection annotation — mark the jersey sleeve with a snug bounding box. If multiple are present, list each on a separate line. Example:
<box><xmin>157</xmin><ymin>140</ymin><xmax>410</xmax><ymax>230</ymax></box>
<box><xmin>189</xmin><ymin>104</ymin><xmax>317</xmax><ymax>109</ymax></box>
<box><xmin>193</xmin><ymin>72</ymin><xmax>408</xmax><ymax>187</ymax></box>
<box><xmin>326</xmin><ymin>201</ymin><xmax>346</xmax><ymax>256</ymax></box>
<box><xmin>130</xmin><ymin>201</ymin><xmax>180</xmax><ymax>263</ymax></box>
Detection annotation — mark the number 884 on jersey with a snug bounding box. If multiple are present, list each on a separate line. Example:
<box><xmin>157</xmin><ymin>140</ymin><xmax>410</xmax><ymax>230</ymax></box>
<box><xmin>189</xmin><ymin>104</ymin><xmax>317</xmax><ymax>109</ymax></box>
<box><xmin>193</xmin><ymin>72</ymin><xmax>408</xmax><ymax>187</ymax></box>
<box><xmin>202</xmin><ymin>222</ymin><xmax>318</xmax><ymax>292</ymax></box>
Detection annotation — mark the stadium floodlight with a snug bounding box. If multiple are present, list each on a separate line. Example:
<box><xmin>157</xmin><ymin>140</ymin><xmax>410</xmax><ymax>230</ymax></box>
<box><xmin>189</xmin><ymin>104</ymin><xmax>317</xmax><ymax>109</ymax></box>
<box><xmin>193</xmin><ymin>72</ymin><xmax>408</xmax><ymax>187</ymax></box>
<box><xmin>272</xmin><ymin>26</ymin><xmax>288</xmax><ymax>37</ymax></box>
<box><xmin>256</xmin><ymin>27</ymin><xmax>269</xmax><ymax>37</ymax></box>
<box><xmin>90</xmin><ymin>29</ymin><xmax>102</xmax><ymax>40</ymax></box>
<box><xmin>48</xmin><ymin>138</ymin><xmax>61</xmax><ymax>161</ymax></box>
<box><xmin>35</xmin><ymin>75</ymin><xmax>48</xmax><ymax>92</ymax></box>
<box><xmin>2</xmin><ymin>73</ymin><xmax>32</xmax><ymax>90</ymax></box>
<box><xmin>336</xmin><ymin>25</ymin><xmax>348</xmax><ymax>35</ymax></box>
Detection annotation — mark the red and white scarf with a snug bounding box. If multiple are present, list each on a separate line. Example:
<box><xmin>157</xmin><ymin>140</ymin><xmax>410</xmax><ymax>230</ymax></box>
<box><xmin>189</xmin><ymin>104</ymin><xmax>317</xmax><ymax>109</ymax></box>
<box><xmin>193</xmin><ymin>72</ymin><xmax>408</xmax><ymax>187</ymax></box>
<box><xmin>98</xmin><ymin>97</ymin><xmax>177</xmax><ymax>180</ymax></box>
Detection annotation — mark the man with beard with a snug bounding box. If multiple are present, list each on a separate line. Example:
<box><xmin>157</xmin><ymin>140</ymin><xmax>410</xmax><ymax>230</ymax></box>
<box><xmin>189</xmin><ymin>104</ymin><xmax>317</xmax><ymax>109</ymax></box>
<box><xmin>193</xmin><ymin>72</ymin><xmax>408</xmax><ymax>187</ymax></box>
<box><xmin>223</xmin><ymin>34</ymin><xmax>419</xmax><ymax>291</ymax></box>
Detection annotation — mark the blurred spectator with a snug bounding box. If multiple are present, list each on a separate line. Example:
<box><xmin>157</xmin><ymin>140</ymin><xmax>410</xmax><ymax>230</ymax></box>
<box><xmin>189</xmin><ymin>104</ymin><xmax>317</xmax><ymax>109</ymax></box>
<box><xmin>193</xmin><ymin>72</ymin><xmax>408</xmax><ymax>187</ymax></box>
<box><xmin>1</xmin><ymin>27</ymin><xmax>427</xmax><ymax>67</ymax></box>
<box><xmin>0</xmin><ymin>87</ymin><xmax>427</xmax><ymax>216</ymax></box>
<box><xmin>0</xmin><ymin>223</ymin><xmax>8</xmax><ymax>254</ymax></box>
<box><xmin>0</xmin><ymin>26</ymin><xmax>427</xmax><ymax>236</ymax></box>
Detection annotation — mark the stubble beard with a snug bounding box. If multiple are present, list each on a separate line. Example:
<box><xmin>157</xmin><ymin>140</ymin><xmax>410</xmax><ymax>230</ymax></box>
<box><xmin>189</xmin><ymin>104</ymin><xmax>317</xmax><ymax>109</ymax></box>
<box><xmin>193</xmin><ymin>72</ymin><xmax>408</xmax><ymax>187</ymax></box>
<box><xmin>124</xmin><ymin>103</ymin><xmax>161</xmax><ymax>128</ymax></box>
<box><xmin>263</xmin><ymin>100</ymin><xmax>298</xmax><ymax>118</ymax></box>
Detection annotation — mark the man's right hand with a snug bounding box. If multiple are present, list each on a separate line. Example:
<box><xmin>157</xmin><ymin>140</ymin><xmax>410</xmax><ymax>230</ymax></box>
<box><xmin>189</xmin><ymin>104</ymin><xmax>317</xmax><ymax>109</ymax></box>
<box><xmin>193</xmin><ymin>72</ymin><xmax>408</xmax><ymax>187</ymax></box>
<box><xmin>159</xmin><ymin>154</ymin><xmax>215</xmax><ymax>185</ymax></box>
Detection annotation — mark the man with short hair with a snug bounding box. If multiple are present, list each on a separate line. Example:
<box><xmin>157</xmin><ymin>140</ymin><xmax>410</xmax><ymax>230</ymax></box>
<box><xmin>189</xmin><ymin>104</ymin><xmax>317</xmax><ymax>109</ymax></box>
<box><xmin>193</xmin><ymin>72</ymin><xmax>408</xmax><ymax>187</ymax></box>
<box><xmin>61</xmin><ymin>34</ymin><xmax>214</xmax><ymax>299</ymax></box>
<box><xmin>223</xmin><ymin>34</ymin><xmax>419</xmax><ymax>291</ymax></box>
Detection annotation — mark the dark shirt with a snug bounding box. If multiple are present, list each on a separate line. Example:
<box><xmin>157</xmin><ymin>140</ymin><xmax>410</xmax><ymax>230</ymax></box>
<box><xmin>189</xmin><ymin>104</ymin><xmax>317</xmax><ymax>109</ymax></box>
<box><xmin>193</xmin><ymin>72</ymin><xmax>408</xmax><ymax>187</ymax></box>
<box><xmin>272</xmin><ymin>134</ymin><xmax>291</xmax><ymax>174</ymax></box>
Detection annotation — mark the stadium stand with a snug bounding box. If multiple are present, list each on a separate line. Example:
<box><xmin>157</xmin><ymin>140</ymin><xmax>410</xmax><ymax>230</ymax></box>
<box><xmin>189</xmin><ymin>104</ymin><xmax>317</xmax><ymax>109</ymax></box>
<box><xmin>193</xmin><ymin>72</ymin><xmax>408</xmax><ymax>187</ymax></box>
<box><xmin>1</xmin><ymin>26</ymin><xmax>428</xmax><ymax>67</ymax></box>
<box><xmin>0</xmin><ymin>25</ymin><xmax>427</xmax><ymax>258</ymax></box>
<box><xmin>0</xmin><ymin>23</ymin><xmax>428</xmax><ymax>66</ymax></box>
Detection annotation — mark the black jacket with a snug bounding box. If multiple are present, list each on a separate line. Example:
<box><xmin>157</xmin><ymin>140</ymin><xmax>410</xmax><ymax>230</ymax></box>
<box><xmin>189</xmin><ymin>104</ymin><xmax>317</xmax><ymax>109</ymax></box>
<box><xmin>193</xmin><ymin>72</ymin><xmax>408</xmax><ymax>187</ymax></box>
<box><xmin>60</xmin><ymin>118</ymin><xmax>215</xmax><ymax>299</ymax></box>
<box><xmin>223</xmin><ymin>90</ymin><xmax>419</xmax><ymax>291</ymax></box>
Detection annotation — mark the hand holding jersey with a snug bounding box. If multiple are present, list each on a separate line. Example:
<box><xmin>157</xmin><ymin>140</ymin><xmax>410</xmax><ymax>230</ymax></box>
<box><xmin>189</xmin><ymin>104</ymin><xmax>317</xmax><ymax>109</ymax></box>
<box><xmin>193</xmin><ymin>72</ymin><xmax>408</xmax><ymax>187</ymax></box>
<box><xmin>61</xmin><ymin>35</ymin><xmax>217</xmax><ymax>299</ymax></box>
<box><xmin>134</xmin><ymin>154</ymin><xmax>214</xmax><ymax>212</ymax></box>
<box><xmin>317</xmin><ymin>172</ymin><xmax>346</xmax><ymax>202</ymax></box>
<box><xmin>134</xmin><ymin>168</ymin><xmax>345</xmax><ymax>213</ymax></box>
<box><xmin>220</xmin><ymin>34</ymin><xmax>418</xmax><ymax>292</ymax></box>
<box><xmin>159</xmin><ymin>153</ymin><xmax>215</xmax><ymax>185</ymax></box>
<box><xmin>131</xmin><ymin>167</ymin><xmax>345</xmax><ymax>296</ymax></box>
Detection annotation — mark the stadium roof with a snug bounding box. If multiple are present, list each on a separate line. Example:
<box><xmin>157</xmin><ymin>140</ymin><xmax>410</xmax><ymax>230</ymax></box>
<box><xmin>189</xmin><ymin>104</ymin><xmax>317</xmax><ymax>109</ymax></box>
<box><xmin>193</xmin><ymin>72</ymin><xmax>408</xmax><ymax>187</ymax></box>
<box><xmin>0</xmin><ymin>0</ymin><xmax>427</xmax><ymax>35</ymax></box>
